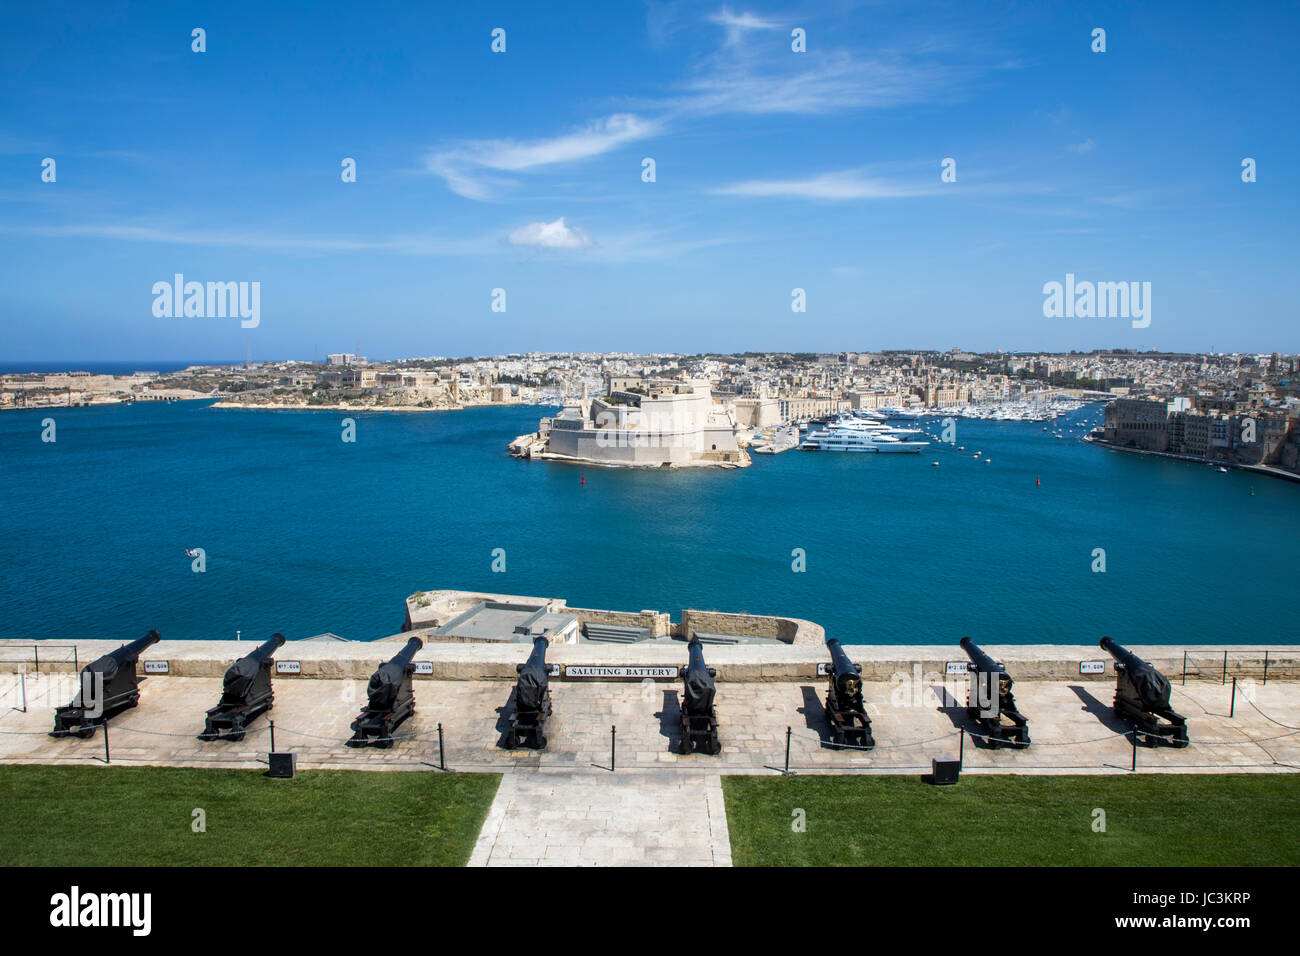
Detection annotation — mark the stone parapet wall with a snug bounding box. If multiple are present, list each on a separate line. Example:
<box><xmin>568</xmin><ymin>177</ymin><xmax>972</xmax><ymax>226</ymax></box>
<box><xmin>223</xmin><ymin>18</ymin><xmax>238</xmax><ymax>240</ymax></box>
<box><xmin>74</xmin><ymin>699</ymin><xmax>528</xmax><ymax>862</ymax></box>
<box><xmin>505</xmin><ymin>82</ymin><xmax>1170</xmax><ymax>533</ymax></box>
<box><xmin>680</xmin><ymin>609</ymin><xmax>823</xmax><ymax>646</ymax></box>
<box><xmin>566</xmin><ymin>608</ymin><xmax>673</xmax><ymax>637</ymax></box>
<box><xmin>6</xmin><ymin>639</ymin><xmax>1294</xmax><ymax>683</ymax></box>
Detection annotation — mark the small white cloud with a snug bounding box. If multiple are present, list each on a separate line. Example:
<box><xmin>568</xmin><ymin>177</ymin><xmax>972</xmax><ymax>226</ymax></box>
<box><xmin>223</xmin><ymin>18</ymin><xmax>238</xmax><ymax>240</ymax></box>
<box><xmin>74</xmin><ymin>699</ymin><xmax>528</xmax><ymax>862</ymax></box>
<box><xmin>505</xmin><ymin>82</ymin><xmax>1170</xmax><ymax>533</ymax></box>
<box><xmin>508</xmin><ymin>217</ymin><xmax>591</xmax><ymax>249</ymax></box>
<box><xmin>1068</xmin><ymin>138</ymin><xmax>1096</xmax><ymax>153</ymax></box>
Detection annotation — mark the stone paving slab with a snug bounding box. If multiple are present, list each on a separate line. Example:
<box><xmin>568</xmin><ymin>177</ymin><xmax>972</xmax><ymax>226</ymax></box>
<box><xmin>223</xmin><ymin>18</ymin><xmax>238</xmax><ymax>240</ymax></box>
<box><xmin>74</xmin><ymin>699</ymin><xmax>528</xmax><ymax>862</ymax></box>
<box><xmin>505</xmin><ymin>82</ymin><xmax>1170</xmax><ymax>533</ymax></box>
<box><xmin>0</xmin><ymin>674</ymin><xmax>1295</xmax><ymax>776</ymax></box>
<box><xmin>468</xmin><ymin>769</ymin><xmax>730</xmax><ymax>867</ymax></box>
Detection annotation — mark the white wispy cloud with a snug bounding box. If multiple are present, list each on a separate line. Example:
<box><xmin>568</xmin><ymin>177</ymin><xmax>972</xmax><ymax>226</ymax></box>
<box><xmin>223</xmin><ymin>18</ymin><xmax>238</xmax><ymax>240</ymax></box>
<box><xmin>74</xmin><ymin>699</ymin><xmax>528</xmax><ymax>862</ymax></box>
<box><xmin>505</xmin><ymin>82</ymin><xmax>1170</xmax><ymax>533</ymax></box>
<box><xmin>712</xmin><ymin>169</ymin><xmax>937</xmax><ymax>201</ymax></box>
<box><xmin>708</xmin><ymin>7</ymin><xmax>781</xmax><ymax>45</ymax></box>
<box><xmin>1067</xmin><ymin>138</ymin><xmax>1096</xmax><ymax>153</ymax></box>
<box><xmin>0</xmin><ymin>222</ymin><xmax>499</xmax><ymax>256</ymax></box>
<box><xmin>508</xmin><ymin>217</ymin><xmax>591</xmax><ymax>249</ymax></box>
<box><xmin>424</xmin><ymin>113</ymin><xmax>660</xmax><ymax>200</ymax></box>
<box><xmin>0</xmin><ymin>219</ymin><xmax>742</xmax><ymax>263</ymax></box>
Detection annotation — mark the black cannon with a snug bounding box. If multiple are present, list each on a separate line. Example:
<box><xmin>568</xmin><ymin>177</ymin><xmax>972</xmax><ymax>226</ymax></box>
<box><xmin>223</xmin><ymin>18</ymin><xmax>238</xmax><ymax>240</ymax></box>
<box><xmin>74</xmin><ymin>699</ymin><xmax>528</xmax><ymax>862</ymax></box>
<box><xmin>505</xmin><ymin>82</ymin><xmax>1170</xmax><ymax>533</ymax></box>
<box><xmin>679</xmin><ymin>637</ymin><xmax>720</xmax><ymax>755</ymax></box>
<box><xmin>51</xmin><ymin>630</ymin><xmax>162</xmax><ymax>738</ymax></box>
<box><xmin>824</xmin><ymin>639</ymin><xmax>874</xmax><ymax>749</ymax></box>
<box><xmin>505</xmin><ymin>637</ymin><xmax>552</xmax><ymax>749</ymax></box>
<box><xmin>348</xmin><ymin>637</ymin><xmax>422</xmax><ymax>748</ymax></box>
<box><xmin>959</xmin><ymin>637</ymin><xmax>1030</xmax><ymax>748</ymax></box>
<box><xmin>1101</xmin><ymin>637</ymin><xmax>1189</xmax><ymax>747</ymax></box>
<box><xmin>199</xmin><ymin>633</ymin><xmax>286</xmax><ymax>742</ymax></box>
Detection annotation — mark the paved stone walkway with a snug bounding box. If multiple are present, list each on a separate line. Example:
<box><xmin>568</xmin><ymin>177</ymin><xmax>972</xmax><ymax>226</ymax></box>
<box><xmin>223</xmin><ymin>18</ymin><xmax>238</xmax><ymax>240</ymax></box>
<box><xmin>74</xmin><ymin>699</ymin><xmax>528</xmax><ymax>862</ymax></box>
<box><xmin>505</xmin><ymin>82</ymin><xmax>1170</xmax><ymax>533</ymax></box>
<box><xmin>468</xmin><ymin>769</ymin><xmax>731</xmax><ymax>867</ymax></box>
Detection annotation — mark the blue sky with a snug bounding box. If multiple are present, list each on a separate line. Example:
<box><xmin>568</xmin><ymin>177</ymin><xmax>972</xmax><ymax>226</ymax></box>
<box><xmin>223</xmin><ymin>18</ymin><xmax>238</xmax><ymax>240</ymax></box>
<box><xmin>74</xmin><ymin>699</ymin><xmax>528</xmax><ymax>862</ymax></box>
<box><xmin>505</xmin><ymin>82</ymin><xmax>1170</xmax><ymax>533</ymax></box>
<box><xmin>1</xmin><ymin>0</ymin><xmax>1297</xmax><ymax>361</ymax></box>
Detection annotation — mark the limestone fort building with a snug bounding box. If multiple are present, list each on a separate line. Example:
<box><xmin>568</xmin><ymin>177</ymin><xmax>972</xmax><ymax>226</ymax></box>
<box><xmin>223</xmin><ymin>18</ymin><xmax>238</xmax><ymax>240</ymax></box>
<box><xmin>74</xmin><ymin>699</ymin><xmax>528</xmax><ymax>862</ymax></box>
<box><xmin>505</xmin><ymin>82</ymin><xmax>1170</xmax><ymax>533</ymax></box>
<box><xmin>510</xmin><ymin>378</ymin><xmax>749</xmax><ymax>468</ymax></box>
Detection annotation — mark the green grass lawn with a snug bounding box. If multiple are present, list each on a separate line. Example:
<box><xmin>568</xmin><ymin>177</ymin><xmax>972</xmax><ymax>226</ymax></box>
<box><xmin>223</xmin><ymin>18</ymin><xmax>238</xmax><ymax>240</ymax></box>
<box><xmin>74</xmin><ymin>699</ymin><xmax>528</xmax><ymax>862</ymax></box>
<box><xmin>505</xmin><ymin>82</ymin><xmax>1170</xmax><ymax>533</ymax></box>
<box><xmin>723</xmin><ymin>773</ymin><xmax>1300</xmax><ymax>866</ymax></box>
<box><xmin>0</xmin><ymin>764</ymin><xmax>500</xmax><ymax>866</ymax></box>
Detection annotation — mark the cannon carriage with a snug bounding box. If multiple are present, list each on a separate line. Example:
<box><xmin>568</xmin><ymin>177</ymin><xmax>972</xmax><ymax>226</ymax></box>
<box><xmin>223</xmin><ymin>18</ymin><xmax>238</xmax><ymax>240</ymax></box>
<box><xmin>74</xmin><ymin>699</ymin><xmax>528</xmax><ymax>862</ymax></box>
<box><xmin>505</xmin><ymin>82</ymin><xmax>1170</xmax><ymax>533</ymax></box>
<box><xmin>51</xmin><ymin>630</ymin><xmax>161</xmax><ymax>739</ymax></box>
<box><xmin>824</xmin><ymin>639</ymin><xmax>874</xmax><ymax>749</ymax></box>
<box><xmin>504</xmin><ymin>637</ymin><xmax>552</xmax><ymax>750</ymax></box>
<box><xmin>959</xmin><ymin>637</ymin><xmax>1030</xmax><ymax>748</ymax></box>
<box><xmin>1101</xmin><ymin>637</ymin><xmax>1189</xmax><ymax>747</ymax></box>
<box><xmin>199</xmin><ymin>633</ymin><xmax>286</xmax><ymax>741</ymax></box>
<box><xmin>347</xmin><ymin>637</ymin><xmax>422</xmax><ymax>748</ymax></box>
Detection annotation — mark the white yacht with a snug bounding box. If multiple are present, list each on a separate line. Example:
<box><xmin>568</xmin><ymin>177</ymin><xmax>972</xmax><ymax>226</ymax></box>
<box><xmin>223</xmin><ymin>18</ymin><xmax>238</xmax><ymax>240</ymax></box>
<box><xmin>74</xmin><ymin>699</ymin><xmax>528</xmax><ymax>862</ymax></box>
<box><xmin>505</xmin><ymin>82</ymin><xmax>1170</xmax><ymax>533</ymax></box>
<box><xmin>799</xmin><ymin>423</ymin><xmax>929</xmax><ymax>454</ymax></box>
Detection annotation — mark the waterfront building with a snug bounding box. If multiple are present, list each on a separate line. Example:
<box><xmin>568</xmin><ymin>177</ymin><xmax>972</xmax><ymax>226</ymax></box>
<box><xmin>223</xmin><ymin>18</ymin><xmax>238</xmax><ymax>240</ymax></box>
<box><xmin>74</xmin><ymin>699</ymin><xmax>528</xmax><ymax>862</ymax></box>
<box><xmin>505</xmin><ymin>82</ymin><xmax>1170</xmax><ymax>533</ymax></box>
<box><xmin>511</xmin><ymin>379</ymin><xmax>748</xmax><ymax>467</ymax></box>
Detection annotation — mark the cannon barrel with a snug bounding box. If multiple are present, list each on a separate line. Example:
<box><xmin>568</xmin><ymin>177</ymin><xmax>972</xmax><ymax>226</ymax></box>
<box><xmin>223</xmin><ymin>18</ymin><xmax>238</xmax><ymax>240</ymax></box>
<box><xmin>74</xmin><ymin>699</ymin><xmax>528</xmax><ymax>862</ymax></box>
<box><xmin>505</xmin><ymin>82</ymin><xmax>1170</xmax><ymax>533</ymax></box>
<box><xmin>960</xmin><ymin>637</ymin><xmax>1004</xmax><ymax>674</ymax></box>
<box><xmin>520</xmin><ymin>635</ymin><xmax>548</xmax><ymax>672</ymax></box>
<box><xmin>89</xmin><ymin>629</ymin><xmax>161</xmax><ymax>679</ymax></box>
<box><xmin>245</xmin><ymin>633</ymin><xmax>286</xmax><ymax>664</ymax></box>
<box><xmin>826</xmin><ymin>639</ymin><xmax>862</xmax><ymax>695</ymax></box>
<box><xmin>388</xmin><ymin>637</ymin><xmax>423</xmax><ymax>669</ymax></box>
<box><xmin>1100</xmin><ymin>635</ymin><xmax>1140</xmax><ymax>667</ymax></box>
<box><xmin>109</xmin><ymin>629</ymin><xmax>162</xmax><ymax>664</ymax></box>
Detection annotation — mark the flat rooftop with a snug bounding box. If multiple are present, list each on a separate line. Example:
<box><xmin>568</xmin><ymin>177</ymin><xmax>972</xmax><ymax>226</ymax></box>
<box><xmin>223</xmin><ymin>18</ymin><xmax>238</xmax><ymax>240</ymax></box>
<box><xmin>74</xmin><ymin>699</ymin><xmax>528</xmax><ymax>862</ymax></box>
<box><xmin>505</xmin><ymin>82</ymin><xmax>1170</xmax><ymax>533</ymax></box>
<box><xmin>435</xmin><ymin>601</ymin><xmax>579</xmax><ymax>643</ymax></box>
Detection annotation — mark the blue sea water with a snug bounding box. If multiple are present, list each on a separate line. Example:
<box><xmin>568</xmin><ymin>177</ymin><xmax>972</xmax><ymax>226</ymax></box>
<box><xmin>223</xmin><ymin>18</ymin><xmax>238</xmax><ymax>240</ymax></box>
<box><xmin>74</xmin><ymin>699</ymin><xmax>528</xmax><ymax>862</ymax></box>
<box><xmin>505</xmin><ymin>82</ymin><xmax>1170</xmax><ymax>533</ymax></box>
<box><xmin>1</xmin><ymin>400</ymin><xmax>1296</xmax><ymax>646</ymax></box>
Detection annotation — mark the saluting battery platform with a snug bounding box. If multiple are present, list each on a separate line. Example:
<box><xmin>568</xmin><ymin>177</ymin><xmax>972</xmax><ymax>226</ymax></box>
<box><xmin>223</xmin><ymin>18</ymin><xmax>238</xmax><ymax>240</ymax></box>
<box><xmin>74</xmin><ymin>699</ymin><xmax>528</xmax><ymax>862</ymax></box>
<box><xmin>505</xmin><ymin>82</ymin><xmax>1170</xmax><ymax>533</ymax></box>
<box><xmin>959</xmin><ymin>637</ymin><xmax>1030</xmax><ymax>748</ymax></box>
<box><xmin>51</xmin><ymin>630</ymin><xmax>161</xmax><ymax>739</ymax></box>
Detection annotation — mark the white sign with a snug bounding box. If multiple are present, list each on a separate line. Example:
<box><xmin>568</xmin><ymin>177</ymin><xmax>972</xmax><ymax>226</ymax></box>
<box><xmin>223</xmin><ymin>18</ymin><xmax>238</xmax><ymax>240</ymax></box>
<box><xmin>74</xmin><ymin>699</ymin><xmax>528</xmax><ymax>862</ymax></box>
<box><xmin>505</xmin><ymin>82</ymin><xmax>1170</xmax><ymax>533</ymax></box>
<box><xmin>275</xmin><ymin>660</ymin><xmax>301</xmax><ymax>674</ymax></box>
<box><xmin>946</xmin><ymin>661</ymin><xmax>969</xmax><ymax>675</ymax></box>
<box><xmin>816</xmin><ymin>662</ymin><xmax>831</xmax><ymax>676</ymax></box>
<box><xmin>413</xmin><ymin>661</ymin><xmax>433</xmax><ymax>675</ymax></box>
<box><xmin>1080</xmin><ymin>660</ymin><xmax>1106</xmax><ymax>675</ymax></box>
<box><xmin>143</xmin><ymin>660</ymin><xmax>169</xmax><ymax>674</ymax></box>
<box><xmin>564</xmin><ymin>665</ymin><xmax>679</xmax><ymax>680</ymax></box>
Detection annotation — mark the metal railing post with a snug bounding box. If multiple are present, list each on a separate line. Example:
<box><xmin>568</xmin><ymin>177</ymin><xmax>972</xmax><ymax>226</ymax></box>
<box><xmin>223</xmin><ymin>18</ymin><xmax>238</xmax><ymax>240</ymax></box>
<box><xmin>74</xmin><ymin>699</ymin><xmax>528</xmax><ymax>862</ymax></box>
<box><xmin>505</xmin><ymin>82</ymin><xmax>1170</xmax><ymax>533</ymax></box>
<box><xmin>1222</xmin><ymin>651</ymin><xmax>1228</xmax><ymax>685</ymax></box>
<box><xmin>1182</xmin><ymin>650</ymin><xmax>1187</xmax><ymax>686</ymax></box>
<box><xmin>959</xmin><ymin>728</ymin><xmax>965</xmax><ymax>769</ymax></box>
<box><xmin>19</xmin><ymin>667</ymin><xmax>27</xmax><ymax>713</ymax></box>
<box><xmin>269</xmin><ymin>719</ymin><xmax>276</xmax><ymax>753</ymax></box>
<box><xmin>610</xmin><ymin>725</ymin><xmax>616</xmax><ymax>772</ymax></box>
<box><xmin>1263</xmin><ymin>650</ymin><xmax>1269</xmax><ymax>686</ymax></box>
<box><xmin>1130</xmin><ymin>730</ymin><xmax>1137</xmax><ymax>773</ymax></box>
<box><xmin>104</xmin><ymin>720</ymin><xmax>111</xmax><ymax>764</ymax></box>
<box><xmin>784</xmin><ymin>726</ymin><xmax>791</xmax><ymax>775</ymax></box>
<box><xmin>438</xmin><ymin>722</ymin><xmax>445</xmax><ymax>771</ymax></box>
<box><xmin>1230</xmin><ymin>677</ymin><xmax>1236</xmax><ymax>719</ymax></box>
<box><xmin>33</xmin><ymin>644</ymin><xmax>39</xmax><ymax>675</ymax></box>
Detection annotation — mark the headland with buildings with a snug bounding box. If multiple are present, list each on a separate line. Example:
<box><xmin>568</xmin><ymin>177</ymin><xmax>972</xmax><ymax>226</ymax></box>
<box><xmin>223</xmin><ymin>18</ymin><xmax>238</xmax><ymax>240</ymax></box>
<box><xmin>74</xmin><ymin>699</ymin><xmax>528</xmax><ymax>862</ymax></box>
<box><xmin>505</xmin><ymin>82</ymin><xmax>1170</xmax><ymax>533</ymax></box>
<box><xmin>7</xmin><ymin>347</ymin><xmax>1299</xmax><ymax>479</ymax></box>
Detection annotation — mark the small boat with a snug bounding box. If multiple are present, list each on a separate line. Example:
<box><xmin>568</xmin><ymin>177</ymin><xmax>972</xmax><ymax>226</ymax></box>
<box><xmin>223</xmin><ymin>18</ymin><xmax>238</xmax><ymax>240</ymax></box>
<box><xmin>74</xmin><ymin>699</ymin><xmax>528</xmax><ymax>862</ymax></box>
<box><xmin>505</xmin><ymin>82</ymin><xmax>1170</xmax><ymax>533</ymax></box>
<box><xmin>1216</xmin><ymin>466</ymin><xmax>1228</xmax><ymax>473</ymax></box>
<box><xmin>931</xmin><ymin>461</ymin><xmax>939</xmax><ymax>467</ymax></box>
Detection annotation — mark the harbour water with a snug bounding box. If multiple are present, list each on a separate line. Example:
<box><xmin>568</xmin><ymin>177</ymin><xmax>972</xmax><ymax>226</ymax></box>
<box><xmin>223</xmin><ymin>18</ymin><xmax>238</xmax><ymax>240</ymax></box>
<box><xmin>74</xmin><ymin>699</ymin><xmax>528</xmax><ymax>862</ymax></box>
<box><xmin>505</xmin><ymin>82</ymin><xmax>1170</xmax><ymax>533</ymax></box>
<box><xmin>2</xmin><ymin>401</ymin><xmax>1296</xmax><ymax>645</ymax></box>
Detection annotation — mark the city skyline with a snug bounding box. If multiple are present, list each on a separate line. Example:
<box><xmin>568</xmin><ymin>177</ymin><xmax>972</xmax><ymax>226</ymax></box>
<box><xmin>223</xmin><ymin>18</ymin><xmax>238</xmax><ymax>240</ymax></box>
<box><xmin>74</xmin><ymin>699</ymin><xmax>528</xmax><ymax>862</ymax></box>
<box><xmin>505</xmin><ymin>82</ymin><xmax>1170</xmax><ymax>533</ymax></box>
<box><xmin>2</xmin><ymin>1</ymin><xmax>1297</xmax><ymax>360</ymax></box>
